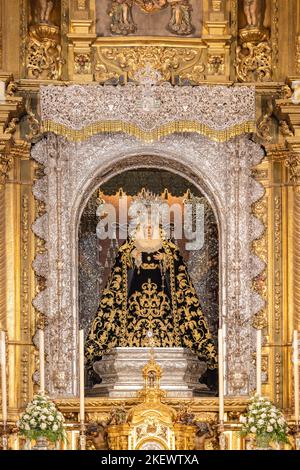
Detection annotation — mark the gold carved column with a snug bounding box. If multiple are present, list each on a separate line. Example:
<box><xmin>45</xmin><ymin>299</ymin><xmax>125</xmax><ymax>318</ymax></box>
<box><xmin>275</xmin><ymin>82</ymin><xmax>300</xmax><ymax>411</ymax></box>
<box><xmin>67</xmin><ymin>0</ymin><xmax>96</xmax><ymax>81</ymax></box>
<box><xmin>296</xmin><ymin>0</ymin><xmax>300</xmax><ymax>74</ymax></box>
<box><xmin>0</xmin><ymin>74</ymin><xmax>36</xmax><ymax>423</ymax></box>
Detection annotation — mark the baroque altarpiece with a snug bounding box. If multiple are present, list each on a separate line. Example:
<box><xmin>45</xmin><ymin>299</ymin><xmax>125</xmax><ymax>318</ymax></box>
<box><xmin>0</xmin><ymin>0</ymin><xmax>300</xmax><ymax>451</ymax></box>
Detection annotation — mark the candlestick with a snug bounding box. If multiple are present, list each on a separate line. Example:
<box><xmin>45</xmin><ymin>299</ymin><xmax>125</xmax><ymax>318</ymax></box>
<box><xmin>0</xmin><ymin>81</ymin><xmax>5</xmax><ymax>101</ymax></box>
<box><xmin>0</xmin><ymin>331</ymin><xmax>7</xmax><ymax>426</ymax></box>
<box><xmin>256</xmin><ymin>329</ymin><xmax>262</xmax><ymax>396</ymax></box>
<box><xmin>293</xmin><ymin>330</ymin><xmax>299</xmax><ymax>425</ymax></box>
<box><xmin>39</xmin><ymin>329</ymin><xmax>45</xmax><ymax>394</ymax></box>
<box><xmin>218</xmin><ymin>328</ymin><xmax>224</xmax><ymax>424</ymax></box>
<box><xmin>79</xmin><ymin>329</ymin><xmax>86</xmax><ymax>450</ymax></box>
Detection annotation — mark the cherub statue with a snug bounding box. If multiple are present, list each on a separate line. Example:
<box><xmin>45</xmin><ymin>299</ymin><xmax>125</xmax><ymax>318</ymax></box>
<box><xmin>175</xmin><ymin>404</ymin><xmax>195</xmax><ymax>425</ymax></box>
<box><xmin>194</xmin><ymin>422</ymin><xmax>214</xmax><ymax>450</ymax></box>
<box><xmin>107</xmin><ymin>405</ymin><xmax>127</xmax><ymax>425</ymax></box>
<box><xmin>242</xmin><ymin>0</ymin><xmax>263</xmax><ymax>28</ymax></box>
<box><xmin>38</xmin><ymin>0</ymin><xmax>54</xmax><ymax>24</ymax></box>
<box><xmin>108</xmin><ymin>0</ymin><xmax>137</xmax><ymax>35</ymax></box>
<box><xmin>86</xmin><ymin>422</ymin><xmax>109</xmax><ymax>450</ymax></box>
<box><xmin>167</xmin><ymin>0</ymin><xmax>194</xmax><ymax>36</ymax></box>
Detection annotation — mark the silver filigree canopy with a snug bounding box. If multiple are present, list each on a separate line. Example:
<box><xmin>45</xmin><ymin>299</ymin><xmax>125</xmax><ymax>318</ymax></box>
<box><xmin>40</xmin><ymin>84</ymin><xmax>256</xmax><ymax>141</ymax></box>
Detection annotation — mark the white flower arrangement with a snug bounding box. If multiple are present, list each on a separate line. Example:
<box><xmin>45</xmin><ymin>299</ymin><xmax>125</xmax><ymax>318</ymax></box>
<box><xmin>17</xmin><ymin>394</ymin><xmax>66</xmax><ymax>444</ymax></box>
<box><xmin>240</xmin><ymin>395</ymin><xmax>289</xmax><ymax>448</ymax></box>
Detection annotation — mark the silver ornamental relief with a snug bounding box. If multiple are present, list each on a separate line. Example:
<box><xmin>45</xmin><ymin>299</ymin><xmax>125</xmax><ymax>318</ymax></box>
<box><xmin>40</xmin><ymin>84</ymin><xmax>256</xmax><ymax>133</ymax></box>
<box><xmin>32</xmin><ymin>84</ymin><xmax>263</xmax><ymax>397</ymax></box>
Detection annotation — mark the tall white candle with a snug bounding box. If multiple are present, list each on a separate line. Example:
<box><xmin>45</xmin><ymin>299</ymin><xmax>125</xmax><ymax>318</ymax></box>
<box><xmin>293</xmin><ymin>330</ymin><xmax>299</xmax><ymax>424</ymax></box>
<box><xmin>79</xmin><ymin>329</ymin><xmax>85</xmax><ymax>423</ymax></box>
<box><xmin>256</xmin><ymin>329</ymin><xmax>262</xmax><ymax>396</ymax></box>
<box><xmin>218</xmin><ymin>328</ymin><xmax>224</xmax><ymax>423</ymax></box>
<box><xmin>0</xmin><ymin>331</ymin><xmax>7</xmax><ymax>424</ymax></box>
<box><xmin>39</xmin><ymin>329</ymin><xmax>45</xmax><ymax>394</ymax></box>
<box><xmin>0</xmin><ymin>82</ymin><xmax>5</xmax><ymax>101</ymax></box>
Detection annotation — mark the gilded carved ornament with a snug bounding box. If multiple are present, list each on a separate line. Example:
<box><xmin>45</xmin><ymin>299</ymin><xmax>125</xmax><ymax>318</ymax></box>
<box><xmin>0</xmin><ymin>77</ymin><xmax>25</xmax><ymax>188</ymax></box>
<box><xmin>26</xmin><ymin>24</ymin><xmax>63</xmax><ymax>80</ymax></box>
<box><xmin>236</xmin><ymin>39</ymin><xmax>271</xmax><ymax>82</ymax></box>
<box><xmin>0</xmin><ymin>154</ymin><xmax>13</xmax><ymax>189</ymax></box>
<box><xmin>286</xmin><ymin>152</ymin><xmax>300</xmax><ymax>186</ymax></box>
<box><xmin>296</xmin><ymin>34</ymin><xmax>300</xmax><ymax>75</ymax></box>
<box><xmin>94</xmin><ymin>46</ymin><xmax>206</xmax><ymax>85</ymax></box>
<box><xmin>251</xmin><ymin>310</ymin><xmax>268</xmax><ymax>330</ymax></box>
<box><xmin>25</xmin><ymin>97</ymin><xmax>41</xmax><ymax>142</ymax></box>
<box><xmin>256</xmin><ymin>99</ymin><xmax>273</xmax><ymax>143</ymax></box>
<box><xmin>74</xmin><ymin>53</ymin><xmax>92</xmax><ymax>75</ymax></box>
<box><xmin>77</xmin><ymin>0</ymin><xmax>87</xmax><ymax>10</ymax></box>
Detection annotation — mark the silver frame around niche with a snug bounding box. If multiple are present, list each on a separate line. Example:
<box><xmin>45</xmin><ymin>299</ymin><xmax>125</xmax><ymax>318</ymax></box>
<box><xmin>31</xmin><ymin>132</ymin><xmax>265</xmax><ymax>398</ymax></box>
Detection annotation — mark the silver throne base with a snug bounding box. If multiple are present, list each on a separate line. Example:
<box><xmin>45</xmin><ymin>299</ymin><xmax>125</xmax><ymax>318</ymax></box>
<box><xmin>91</xmin><ymin>347</ymin><xmax>209</xmax><ymax>398</ymax></box>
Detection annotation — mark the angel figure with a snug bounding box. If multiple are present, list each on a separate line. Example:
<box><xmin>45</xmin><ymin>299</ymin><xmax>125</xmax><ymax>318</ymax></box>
<box><xmin>108</xmin><ymin>0</ymin><xmax>137</xmax><ymax>35</ymax></box>
<box><xmin>167</xmin><ymin>0</ymin><xmax>194</xmax><ymax>36</ymax></box>
<box><xmin>38</xmin><ymin>0</ymin><xmax>54</xmax><ymax>24</ymax></box>
<box><xmin>242</xmin><ymin>0</ymin><xmax>264</xmax><ymax>28</ymax></box>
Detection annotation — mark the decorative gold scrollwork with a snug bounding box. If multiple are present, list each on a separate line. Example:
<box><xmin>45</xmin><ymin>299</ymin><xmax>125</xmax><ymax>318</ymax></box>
<box><xmin>94</xmin><ymin>46</ymin><xmax>205</xmax><ymax>84</ymax></box>
<box><xmin>236</xmin><ymin>40</ymin><xmax>272</xmax><ymax>82</ymax></box>
<box><xmin>26</xmin><ymin>24</ymin><xmax>63</xmax><ymax>80</ymax></box>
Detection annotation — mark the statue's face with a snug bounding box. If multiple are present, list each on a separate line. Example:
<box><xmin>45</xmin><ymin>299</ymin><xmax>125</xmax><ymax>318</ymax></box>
<box><xmin>145</xmin><ymin>223</ymin><xmax>154</xmax><ymax>239</ymax></box>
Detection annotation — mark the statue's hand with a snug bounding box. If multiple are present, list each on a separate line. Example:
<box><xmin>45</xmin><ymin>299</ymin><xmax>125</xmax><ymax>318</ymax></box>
<box><xmin>153</xmin><ymin>253</ymin><xmax>164</xmax><ymax>261</ymax></box>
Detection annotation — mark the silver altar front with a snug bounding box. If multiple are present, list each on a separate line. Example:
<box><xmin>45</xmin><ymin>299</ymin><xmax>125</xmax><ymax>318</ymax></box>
<box><xmin>92</xmin><ymin>347</ymin><xmax>208</xmax><ymax>398</ymax></box>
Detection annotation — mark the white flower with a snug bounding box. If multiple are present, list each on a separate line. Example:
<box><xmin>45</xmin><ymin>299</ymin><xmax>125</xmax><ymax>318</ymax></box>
<box><xmin>261</xmin><ymin>413</ymin><xmax>266</xmax><ymax>419</ymax></box>
<box><xmin>40</xmin><ymin>423</ymin><xmax>47</xmax><ymax>430</ymax></box>
<box><xmin>240</xmin><ymin>416</ymin><xmax>247</xmax><ymax>424</ymax></box>
<box><xmin>252</xmin><ymin>410</ymin><xmax>258</xmax><ymax>415</ymax></box>
<box><xmin>24</xmin><ymin>423</ymin><xmax>30</xmax><ymax>431</ymax></box>
<box><xmin>52</xmin><ymin>424</ymin><xmax>58</xmax><ymax>432</ymax></box>
<box><xmin>267</xmin><ymin>426</ymin><xmax>273</xmax><ymax>433</ymax></box>
<box><xmin>30</xmin><ymin>419</ymin><xmax>36</xmax><ymax>426</ymax></box>
<box><xmin>250</xmin><ymin>427</ymin><xmax>257</xmax><ymax>433</ymax></box>
<box><xmin>48</xmin><ymin>415</ymin><xmax>54</xmax><ymax>422</ymax></box>
<box><xmin>249</xmin><ymin>417</ymin><xmax>255</xmax><ymax>423</ymax></box>
<box><xmin>270</xmin><ymin>418</ymin><xmax>276</xmax><ymax>424</ymax></box>
<box><xmin>258</xmin><ymin>419</ymin><xmax>264</xmax><ymax>426</ymax></box>
<box><xmin>57</xmin><ymin>415</ymin><xmax>63</xmax><ymax>422</ymax></box>
<box><xmin>23</xmin><ymin>414</ymin><xmax>30</xmax><ymax>420</ymax></box>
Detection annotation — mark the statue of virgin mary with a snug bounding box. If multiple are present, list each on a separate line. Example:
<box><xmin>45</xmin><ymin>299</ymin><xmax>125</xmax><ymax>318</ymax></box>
<box><xmin>85</xmin><ymin>192</ymin><xmax>217</xmax><ymax>373</ymax></box>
